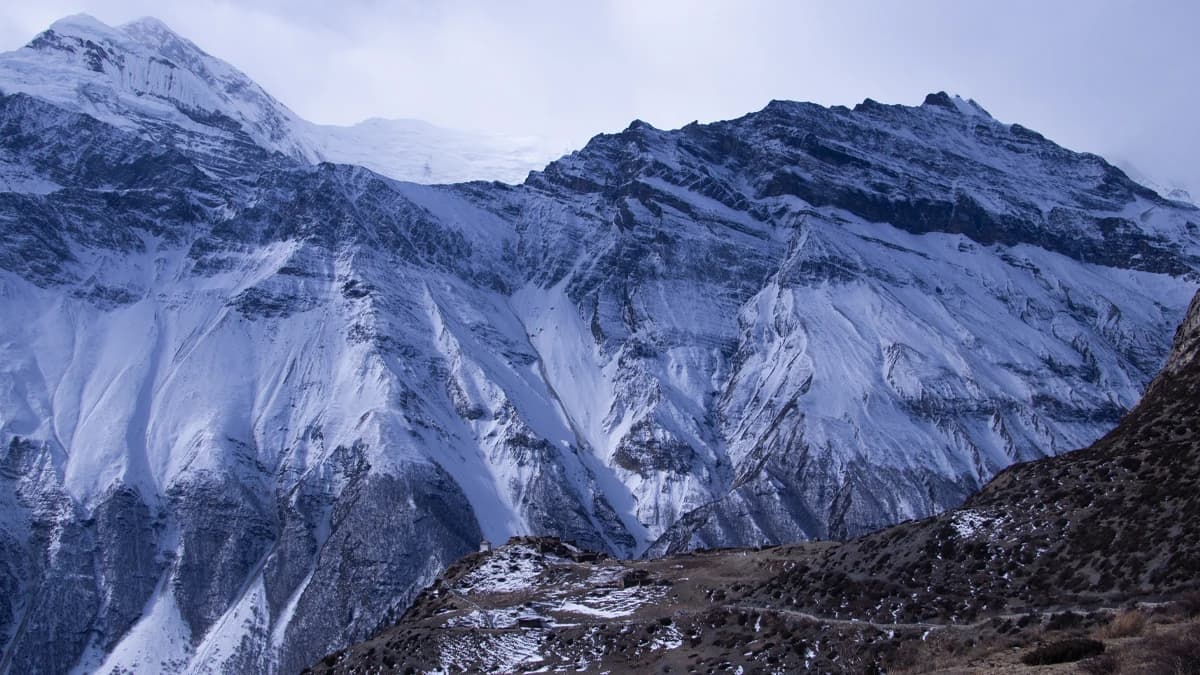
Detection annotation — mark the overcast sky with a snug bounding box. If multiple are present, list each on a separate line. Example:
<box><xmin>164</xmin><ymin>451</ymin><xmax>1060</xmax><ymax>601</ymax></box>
<box><xmin>2</xmin><ymin>1</ymin><xmax>1197</xmax><ymax>195</ymax></box>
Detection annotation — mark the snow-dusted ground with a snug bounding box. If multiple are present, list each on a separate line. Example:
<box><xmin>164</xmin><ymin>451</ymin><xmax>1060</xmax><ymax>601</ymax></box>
<box><xmin>459</xmin><ymin>543</ymin><xmax>561</xmax><ymax>594</ymax></box>
<box><xmin>556</xmin><ymin>586</ymin><xmax>667</xmax><ymax>619</ymax></box>
<box><xmin>437</xmin><ymin>630</ymin><xmax>546</xmax><ymax>673</ymax></box>
<box><xmin>427</xmin><ymin>542</ymin><xmax>675</xmax><ymax>672</ymax></box>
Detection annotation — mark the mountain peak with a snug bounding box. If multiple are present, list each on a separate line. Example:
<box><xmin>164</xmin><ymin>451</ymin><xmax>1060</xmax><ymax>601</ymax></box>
<box><xmin>119</xmin><ymin>15</ymin><xmax>174</xmax><ymax>33</ymax></box>
<box><xmin>27</xmin><ymin>13</ymin><xmax>126</xmax><ymax>58</ymax></box>
<box><xmin>3</xmin><ymin>13</ymin><xmax>310</xmax><ymax>164</ymax></box>
<box><xmin>118</xmin><ymin>15</ymin><xmax>201</xmax><ymax>55</ymax></box>
<box><xmin>921</xmin><ymin>90</ymin><xmax>956</xmax><ymax>109</ymax></box>
<box><xmin>42</xmin><ymin>12</ymin><xmax>114</xmax><ymax>38</ymax></box>
<box><xmin>922</xmin><ymin>90</ymin><xmax>993</xmax><ymax>118</ymax></box>
<box><xmin>624</xmin><ymin>118</ymin><xmax>657</xmax><ymax>133</ymax></box>
<box><xmin>35</xmin><ymin>14</ymin><xmax>197</xmax><ymax>58</ymax></box>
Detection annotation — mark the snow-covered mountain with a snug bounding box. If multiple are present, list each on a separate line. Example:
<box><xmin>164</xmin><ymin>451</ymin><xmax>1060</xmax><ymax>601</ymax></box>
<box><xmin>1</xmin><ymin>16</ymin><xmax>1199</xmax><ymax>675</ymax></box>
<box><xmin>0</xmin><ymin>14</ymin><xmax>559</xmax><ymax>183</ymax></box>
<box><xmin>313</xmin><ymin>289</ymin><xmax>1200</xmax><ymax>673</ymax></box>
<box><xmin>1114</xmin><ymin>159</ymin><xmax>1195</xmax><ymax>206</ymax></box>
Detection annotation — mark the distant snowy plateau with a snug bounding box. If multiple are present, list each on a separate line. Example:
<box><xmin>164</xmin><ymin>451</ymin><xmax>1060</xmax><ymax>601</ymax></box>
<box><xmin>0</xmin><ymin>13</ymin><xmax>1198</xmax><ymax>675</ymax></box>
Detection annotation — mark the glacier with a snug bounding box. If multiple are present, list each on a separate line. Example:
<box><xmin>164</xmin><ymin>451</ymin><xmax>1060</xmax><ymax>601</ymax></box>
<box><xmin>0</xmin><ymin>14</ymin><xmax>1198</xmax><ymax>674</ymax></box>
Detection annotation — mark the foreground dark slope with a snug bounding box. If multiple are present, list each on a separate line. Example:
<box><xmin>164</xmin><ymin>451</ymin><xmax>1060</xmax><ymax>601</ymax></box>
<box><xmin>309</xmin><ymin>292</ymin><xmax>1200</xmax><ymax>673</ymax></box>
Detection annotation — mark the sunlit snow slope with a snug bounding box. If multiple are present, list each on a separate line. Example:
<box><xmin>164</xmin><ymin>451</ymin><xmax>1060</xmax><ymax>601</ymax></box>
<box><xmin>1</xmin><ymin>16</ymin><xmax>1199</xmax><ymax>675</ymax></box>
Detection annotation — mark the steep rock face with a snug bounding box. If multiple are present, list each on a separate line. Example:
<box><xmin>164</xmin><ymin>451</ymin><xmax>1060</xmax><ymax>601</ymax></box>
<box><xmin>1</xmin><ymin>16</ymin><xmax>1199</xmax><ymax>674</ymax></box>
<box><xmin>309</xmin><ymin>291</ymin><xmax>1200</xmax><ymax>674</ymax></box>
<box><xmin>516</xmin><ymin>98</ymin><xmax>1197</xmax><ymax>550</ymax></box>
<box><xmin>740</xmin><ymin>287</ymin><xmax>1200</xmax><ymax>626</ymax></box>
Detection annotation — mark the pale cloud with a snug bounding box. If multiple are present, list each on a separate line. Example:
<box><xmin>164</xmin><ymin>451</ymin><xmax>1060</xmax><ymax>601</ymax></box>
<box><xmin>1</xmin><ymin>0</ymin><xmax>1197</xmax><ymax>194</ymax></box>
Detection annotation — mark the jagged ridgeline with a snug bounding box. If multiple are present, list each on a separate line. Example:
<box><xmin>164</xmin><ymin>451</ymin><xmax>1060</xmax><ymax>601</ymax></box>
<box><xmin>1</xmin><ymin>13</ymin><xmax>1199</xmax><ymax>675</ymax></box>
<box><xmin>308</xmin><ymin>291</ymin><xmax>1200</xmax><ymax>672</ymax></box>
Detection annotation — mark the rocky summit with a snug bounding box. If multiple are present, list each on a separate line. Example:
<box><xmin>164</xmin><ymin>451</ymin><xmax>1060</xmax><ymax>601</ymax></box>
<box><xmin>1</xmin><ymin>13</ymin><xmax>1199</xmax><ymax>675</ymax></box>
<box><xmin>308</xmin><ymin>291</ymin><xmax>1200</xmax><ymax>673</ymax></box>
